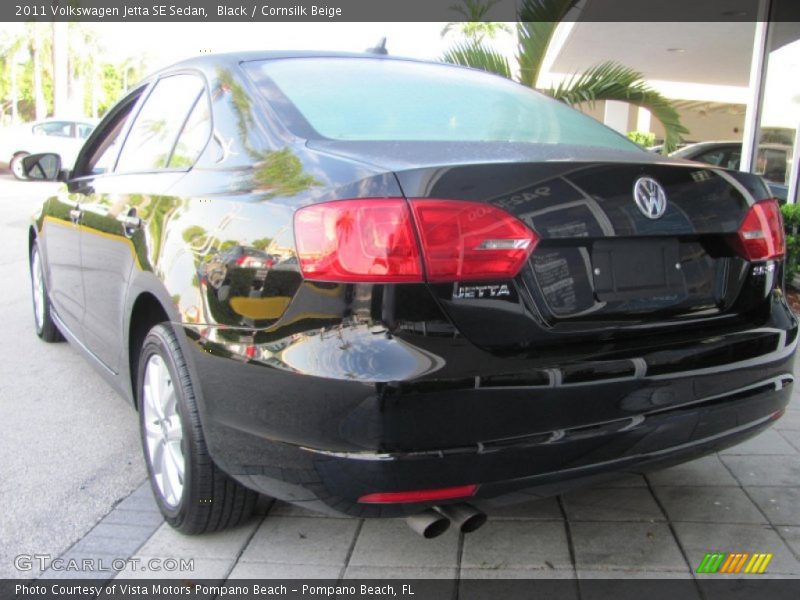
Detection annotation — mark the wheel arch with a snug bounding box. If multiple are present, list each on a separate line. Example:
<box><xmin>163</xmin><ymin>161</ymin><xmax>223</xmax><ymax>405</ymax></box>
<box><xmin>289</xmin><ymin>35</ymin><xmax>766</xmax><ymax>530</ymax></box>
<box><xmin>28</xmin><ymin>226</ymin><xmax>37</xmax><ymax>260</ymax></box>
<box><xmin>128</xmin><ymin>291</ymin><xmax>171</xmax><ymax>410</ymax></box>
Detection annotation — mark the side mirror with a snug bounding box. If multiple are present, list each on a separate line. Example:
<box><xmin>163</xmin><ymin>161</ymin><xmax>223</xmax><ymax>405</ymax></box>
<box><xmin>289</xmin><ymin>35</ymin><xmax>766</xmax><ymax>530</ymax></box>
<box><xmin>22</xmin><ymin>153</ymin><xmax>67</xmax><ymax>182</ymax></box>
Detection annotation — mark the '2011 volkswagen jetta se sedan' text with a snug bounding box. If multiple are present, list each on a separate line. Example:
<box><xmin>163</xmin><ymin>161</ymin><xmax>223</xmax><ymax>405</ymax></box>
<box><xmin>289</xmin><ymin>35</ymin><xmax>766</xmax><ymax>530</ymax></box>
<box><xmin>25</xmin><ymin>52</ymin><xmax>796</xmax><ymax>538</ymax></box>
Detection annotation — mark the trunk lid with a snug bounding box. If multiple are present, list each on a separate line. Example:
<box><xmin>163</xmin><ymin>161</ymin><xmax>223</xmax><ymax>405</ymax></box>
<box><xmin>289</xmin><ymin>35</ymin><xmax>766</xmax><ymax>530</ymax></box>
<box><xmin>308</xmin><ymin>141</ymin><xmax>777</xmax><ymax>351</ymax></box>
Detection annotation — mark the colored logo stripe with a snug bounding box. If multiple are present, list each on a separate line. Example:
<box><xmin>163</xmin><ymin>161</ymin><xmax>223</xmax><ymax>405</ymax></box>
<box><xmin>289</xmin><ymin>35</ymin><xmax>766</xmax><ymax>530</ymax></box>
<box><xmin>696</xmin><ymin>553</ymin><xmax>726</xmax><ymax>573</ymax></box>
<box><xmin>721</xmin><ymin>553</ymin><xmax>749</xmax><ymax>573</ymax></box>
<box><xmin>745</xmin><ymin>553</ymin><xmax>773</xmax><ymax>574</ymax></box>
<box><xmin>696</xmin><ymin>552</ymin><xmax>773</xmax><ymax>574</ymax></box>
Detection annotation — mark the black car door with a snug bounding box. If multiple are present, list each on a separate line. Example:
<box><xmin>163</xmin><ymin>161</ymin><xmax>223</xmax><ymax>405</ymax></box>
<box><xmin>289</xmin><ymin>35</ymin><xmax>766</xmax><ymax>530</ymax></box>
<box><xmin>78</xmin><ymin>73</ymin><xmax>210</xmax><ymax>372</ymax></box>
<box><xmin>41</xmin><ymin>188</ymin><xmax>84</xmax><ymax>337</ymax></box>
<box><xmin>50</xmin><ymin>89</ymin><xmax>144</xmax><ymax>354</ymax></box>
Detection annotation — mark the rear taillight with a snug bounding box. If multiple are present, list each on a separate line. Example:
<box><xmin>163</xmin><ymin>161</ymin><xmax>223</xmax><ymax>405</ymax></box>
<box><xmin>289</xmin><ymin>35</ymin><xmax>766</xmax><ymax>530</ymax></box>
<box><xmin>294</xmin><ymin>198</ymin><xmax>538</xmax><ymax>283</ymax></box>
<box><xmin>294</xmin><ymin>199</ymin><xmax>423</xmax><ymax>282</ymax></box>
<box><xmin>410</xmin><ymin>199</ymin><xmax>539</xmax><ymax>282</ymax></box>
<box><xmin>732</xmin><ymin>199</ymin><xmax>785</xmax><ymax>261</ymax></box>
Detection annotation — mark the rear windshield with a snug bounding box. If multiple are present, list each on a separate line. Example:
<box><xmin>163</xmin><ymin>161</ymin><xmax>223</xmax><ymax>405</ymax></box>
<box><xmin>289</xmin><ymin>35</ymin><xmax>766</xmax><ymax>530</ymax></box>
<box><xmin>243</xmin><ymin>58</ymin><xmax>640</xmax><ymax>151</ymax></box>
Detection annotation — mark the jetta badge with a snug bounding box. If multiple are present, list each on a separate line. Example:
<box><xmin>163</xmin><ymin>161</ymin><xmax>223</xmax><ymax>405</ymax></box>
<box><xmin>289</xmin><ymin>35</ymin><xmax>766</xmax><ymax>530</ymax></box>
<box><xmin>633</xmin><ymin>177</ymin><xmax>668</xmax><ymax>219</ymax></box>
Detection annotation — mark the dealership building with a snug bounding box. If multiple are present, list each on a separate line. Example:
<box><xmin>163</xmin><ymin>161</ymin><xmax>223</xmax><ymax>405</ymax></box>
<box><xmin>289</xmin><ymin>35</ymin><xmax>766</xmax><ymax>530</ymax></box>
<box><xmin>537</xmin><ymin>1</ymin><xmax>799</xmax><ymax>205</ymax></box>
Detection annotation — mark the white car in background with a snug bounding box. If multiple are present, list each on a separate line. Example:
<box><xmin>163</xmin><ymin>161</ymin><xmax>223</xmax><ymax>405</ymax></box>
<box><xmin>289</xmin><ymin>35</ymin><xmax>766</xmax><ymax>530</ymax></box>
<box><xmin>2</xmin><ymin>118</ymin><xmax>96</xmax><ymax>179</ymax></box>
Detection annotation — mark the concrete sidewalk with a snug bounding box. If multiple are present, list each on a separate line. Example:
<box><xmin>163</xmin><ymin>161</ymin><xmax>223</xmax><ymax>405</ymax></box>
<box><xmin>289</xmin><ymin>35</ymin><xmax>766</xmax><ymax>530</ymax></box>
<box><xmin>36</xmin><ymin>393</ymin><xmax>800</xmax><ymax>583</ymax></box>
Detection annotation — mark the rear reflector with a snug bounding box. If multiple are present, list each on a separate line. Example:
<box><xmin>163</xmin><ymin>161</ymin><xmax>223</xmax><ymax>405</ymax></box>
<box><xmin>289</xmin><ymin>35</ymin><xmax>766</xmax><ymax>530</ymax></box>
<box><xmin>733</xmin><ymin>199</ymin><xmax>785</xmax><ymax>261</ymax></box>
<box><xmin>358</xmin><ymin>484</ymin><xmax>479</xmax><ymax>504</ymax></box>
<box><xmin>294</xmin><ymin>199</ymin><xmax>423</xmax><ymax>283</ymax></box>
<box><xmin>769</xmin><ymin>409</ymin><xmax>785</xmax><ymax>421</ymax></box>
<box><xmin>295</xmin><ymin>198</ymin><xmax>538</xmax><ymax>283</ymax></box>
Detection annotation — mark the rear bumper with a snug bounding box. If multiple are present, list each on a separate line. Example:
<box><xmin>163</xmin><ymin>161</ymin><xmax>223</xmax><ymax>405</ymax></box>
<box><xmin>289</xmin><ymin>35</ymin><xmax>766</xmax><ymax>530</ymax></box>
<box><xmin>179</xmin><ymin>294</ymin><xmax>797</xmax><ymax>517</ymax></box>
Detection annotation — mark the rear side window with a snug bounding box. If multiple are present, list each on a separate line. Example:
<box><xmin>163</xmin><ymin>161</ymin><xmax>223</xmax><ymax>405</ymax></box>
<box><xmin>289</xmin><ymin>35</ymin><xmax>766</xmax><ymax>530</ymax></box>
<box><xmin>695</xmin><ymin>149</ymin><xmax>726</xmax><ymax>166</ymax></box>
<box><xmin>725</xmin><ymin>150</ymin><xmax>741</xmax><ymax>170</ymax></box>
<box><xmin>77</xmin><ymin>123</ymin><xmax>94</xmax><ymax>139</ymax></box>
<box><xmin>33</xmin><ymin>121</ymin><xmax>73</xmax><ymax>137</ymax></box>
<box><xmin>243</xmin><ymin>58</ymin><xmax>639</xmax><ymax>151</ymax></box>
<box><xmin>758</xmin><ymin>148</ymin><xmax>789</xmax><ymax>183</ymax></box>
<box><xmin>168</xmin><ymin>93</ymin><xmax>212</xmax><ymax>168</ymax></box>
<box><xmin>116</xmin><ymin>74</ymin><xmax>205</xmax><ymax>173</ymax></box>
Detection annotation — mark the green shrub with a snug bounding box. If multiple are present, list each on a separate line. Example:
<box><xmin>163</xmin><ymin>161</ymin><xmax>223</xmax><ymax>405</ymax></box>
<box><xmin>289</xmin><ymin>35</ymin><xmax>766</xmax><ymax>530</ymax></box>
<box><xmin>627</xmin><ymin>131</ymin><xmax>656</xmax><ymax>147</ymax></box>
<box><xmin>781</xmin><ymin>203</ymin><xmax>800</xmax><ymax>284</ymax></box>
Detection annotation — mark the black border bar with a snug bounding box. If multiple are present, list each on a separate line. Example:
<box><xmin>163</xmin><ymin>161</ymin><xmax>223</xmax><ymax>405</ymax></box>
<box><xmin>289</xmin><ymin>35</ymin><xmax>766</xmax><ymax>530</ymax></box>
<box><xmin>4</xmin><ymin>579</ymin><xmax>800</xmax><ymax>600</ymax></box>
<box><xmin>3</xmin><ymin>0</ymin><xmax>800</xmax><ymax>22</ymax></box>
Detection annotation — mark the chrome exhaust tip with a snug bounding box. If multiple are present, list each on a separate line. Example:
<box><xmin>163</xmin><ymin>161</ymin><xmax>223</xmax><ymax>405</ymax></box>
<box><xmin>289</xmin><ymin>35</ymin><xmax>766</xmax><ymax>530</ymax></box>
<box><xmin>435</xmin><ymin>503</ymin><xmax>487</xmax><ymax>533</ymax></box>
<box><xmin>406</xmin><ymin>508</ymin><xmax>451</xmax><ymax>538</ymax></box>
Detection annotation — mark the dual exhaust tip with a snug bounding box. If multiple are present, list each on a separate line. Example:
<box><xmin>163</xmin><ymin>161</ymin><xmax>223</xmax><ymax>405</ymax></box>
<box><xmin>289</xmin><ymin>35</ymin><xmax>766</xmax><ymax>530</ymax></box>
<box><xmin>406</xmin><ymin>503</ymin><xmax>487</xmax><ymax>539</ymax></box>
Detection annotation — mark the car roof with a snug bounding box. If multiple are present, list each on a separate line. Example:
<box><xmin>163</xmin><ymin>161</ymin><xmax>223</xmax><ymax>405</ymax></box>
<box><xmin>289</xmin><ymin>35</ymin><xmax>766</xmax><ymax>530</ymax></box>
<box><xmin>145</xmin><ymin>51</ymin><xmax>464</xmax><ymax>84</ymax></box>
<box><xmin>680</xmin><ymin>140</ymin><xmax>790</xmax><ymax>150</ymax></box>
<box><xmin>670</xmin><ymin>141</ymin><xmax>734</xmax><ymax>157</ymax></box>
<box><xmin>171</xmin><ymin>50</ymin><xmax>431</xmax><ymax>67</ymax></box>
<box><xmin>33</xmin><ymin>118</ymin><xmax>96</xmax><ymax>126</ymax></box>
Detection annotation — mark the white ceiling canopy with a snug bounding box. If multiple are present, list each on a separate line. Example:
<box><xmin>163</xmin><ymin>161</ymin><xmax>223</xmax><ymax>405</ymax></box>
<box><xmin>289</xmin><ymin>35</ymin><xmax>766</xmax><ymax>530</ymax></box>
<box><xmin>549</xmin><ymin>22</ymin><xmax>756</xmax><ymax>87</ymax></box>
<box><xmin>547</xmin><ymin>0</ymin><xmax>799</xmax><ymax>89</ymax></box>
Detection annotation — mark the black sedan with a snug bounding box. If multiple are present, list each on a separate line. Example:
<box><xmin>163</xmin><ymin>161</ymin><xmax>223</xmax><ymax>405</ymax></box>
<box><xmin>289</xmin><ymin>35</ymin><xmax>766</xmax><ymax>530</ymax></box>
<box><xmin>25</xmin><ymin>52</ymin><xmax>796</xmax><ymax>538</ymax></box>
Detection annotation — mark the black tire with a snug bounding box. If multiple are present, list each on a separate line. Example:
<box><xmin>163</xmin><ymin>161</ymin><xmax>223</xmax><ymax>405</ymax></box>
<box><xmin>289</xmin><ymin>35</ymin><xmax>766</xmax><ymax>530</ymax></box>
<box><xmin>30</xmin><ymin>241</ymin><xmax>64</xmax><ymax>343</ymax></box>
<box><xmin>137</xmin><ymin>323</ymin><xmax>257</xmax><ymax>534</ymax></box>
<box><xmin>10</xmin><ymin>152</ymin><xmax>29</xmax><ymax>180</ymax></box>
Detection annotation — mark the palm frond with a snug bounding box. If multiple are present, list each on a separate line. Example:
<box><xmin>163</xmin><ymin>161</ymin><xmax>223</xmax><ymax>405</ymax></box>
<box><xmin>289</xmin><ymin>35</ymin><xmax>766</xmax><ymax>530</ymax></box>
<box><xmin>549</xmin><ymin>61</ymin><xmax>688</xmax><ymax>152</ymax></box>
<box><xmin>516</xmin><ymin>0</ymin><xmax>575</xmax><ymax>86</ymax></box>
<box><xmin>441</xmin><ymin>41</ymin><xmax>511</xmax><ymax>79</ymax></box>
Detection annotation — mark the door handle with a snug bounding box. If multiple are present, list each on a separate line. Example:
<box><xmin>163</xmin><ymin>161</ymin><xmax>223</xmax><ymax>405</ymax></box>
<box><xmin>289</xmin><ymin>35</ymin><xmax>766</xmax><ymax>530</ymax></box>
<box><xmin>69</xmin><ymin>208</ymin><xmax>82</xmax><ymax>224</ymax></box>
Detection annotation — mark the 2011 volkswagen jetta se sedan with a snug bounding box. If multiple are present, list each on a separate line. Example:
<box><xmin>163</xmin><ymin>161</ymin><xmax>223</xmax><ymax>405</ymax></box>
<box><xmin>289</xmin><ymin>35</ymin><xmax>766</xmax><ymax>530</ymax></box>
<box><xmin>25</xmin><ymin>52</ymin><xmax>796</xmax><ymax>537</ymax></box>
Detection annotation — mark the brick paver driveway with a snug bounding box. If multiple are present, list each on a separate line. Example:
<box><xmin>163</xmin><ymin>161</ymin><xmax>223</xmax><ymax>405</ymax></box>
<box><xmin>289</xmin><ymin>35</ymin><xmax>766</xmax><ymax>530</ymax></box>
<box><xmin>43</xmin><ymin>394</ymin><xmax>800</xmax><ymax>582</ymax></box>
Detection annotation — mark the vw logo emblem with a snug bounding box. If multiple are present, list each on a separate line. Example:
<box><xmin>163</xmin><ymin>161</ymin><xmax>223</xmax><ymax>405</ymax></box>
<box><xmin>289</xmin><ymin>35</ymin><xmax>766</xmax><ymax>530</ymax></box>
<box><xmin>633</xmin><ymin>177</ymin><xmax>668</xmax><ymax>219</ymax></box>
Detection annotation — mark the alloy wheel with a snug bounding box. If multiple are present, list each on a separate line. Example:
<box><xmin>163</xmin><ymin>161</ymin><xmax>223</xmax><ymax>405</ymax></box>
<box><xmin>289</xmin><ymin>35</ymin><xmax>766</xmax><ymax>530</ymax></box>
<box><xmin>10</xmin><ymin>154</ymin><xmax>27</xmax><ymax>179</ymax></box>
<box><xmin>31</xmin><ymin>249</ymin><xmax>45</xmax><ymax>332</ymax></box>
<box><xmin>142</xmin><ymin>354</ymin><xmax>185</xmax><ymax>507</ymax></box>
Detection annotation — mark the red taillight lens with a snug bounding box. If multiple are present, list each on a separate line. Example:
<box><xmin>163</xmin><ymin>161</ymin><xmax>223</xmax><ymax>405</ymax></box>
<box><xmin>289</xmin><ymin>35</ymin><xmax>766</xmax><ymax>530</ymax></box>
<box><xmin>409</xmin><ymin>199</ymin><xmax>538</xmax><ymax>282</ymax></box>
<box><xmin>358</xmin><ymin>484</ymin><xmax>478</xmax><ymax>504</ymax></box>
<box><xmin>733</xmin><ymin>199</ymin><xmax>785</xmax><ymax>261</ymax></box>
<box><xmin>294</xmin><ymin>199</ymin><xmax>423</xmax><ymax>283</ymax></box>
<box><xmin>294</xmin><ymin>198</ymin><xmax>537</xmax><ymax>283</ymax></box>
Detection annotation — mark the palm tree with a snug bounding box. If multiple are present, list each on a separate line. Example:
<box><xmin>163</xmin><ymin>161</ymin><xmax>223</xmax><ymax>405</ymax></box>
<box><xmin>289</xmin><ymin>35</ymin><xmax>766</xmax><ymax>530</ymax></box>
<box><xmin>441</xmin><ymin>0</ymin><xmax>511</xmax><ymax>43</ymax></box>
<box><xmin>52</xmin><ymin>22</ymin><xmax>69</xmax><ymax>117</ymax></box>
<box><xmin>26</xmin><ymin>23</ymin><xmax>50</xmax><ymax>120</ymax></box>
<box><xmin>68</xmin><ymin>24</ymin><xmax>103</xmax><ymax>118</ymax></box>
<box><xmin>2</xmin><ymin>35</ymin><xmax>26</xmax><ymax>123</ymax></box>
<box><xmin>442</xmin><ymin>0</ymin><xmax>687</xmax><ymax>153</ymax></box>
